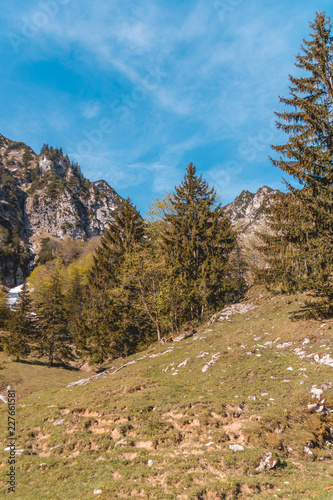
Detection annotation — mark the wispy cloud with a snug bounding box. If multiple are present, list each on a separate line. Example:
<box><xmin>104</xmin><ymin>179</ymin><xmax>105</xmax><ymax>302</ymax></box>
<box><xmin>1</xmin><ymin>0</ymin><xmax>332</xmax><ymax>213</ymax></box>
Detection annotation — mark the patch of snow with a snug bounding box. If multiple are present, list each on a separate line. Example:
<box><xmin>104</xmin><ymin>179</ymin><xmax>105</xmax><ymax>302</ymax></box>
<box><xmin>7</xmin><ymin>284</ymin><xmax>24</xmax><ymax>308</ymax></box>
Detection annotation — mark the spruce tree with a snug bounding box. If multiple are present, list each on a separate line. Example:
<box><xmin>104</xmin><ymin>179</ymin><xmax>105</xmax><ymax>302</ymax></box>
<box><xmin>77</xmin><ymin>199</ymin><xmax>147</xmax><ymax>363</ymax></box>
<box><xmin>260</xmin><ymin>12</ymin><xmax>333</xmax><ymax>311</ymax></box>
<box><xmin>161</xmin><ymin>163</ymin><xmax>237</xmax><ymax>326</ymax></box>
<box><xmin>88</xmin><ymin>198</ymin><xmax>145</xmax><ymax>289</ymax></box>
<box><xmin>3</xmin><ymin>281</ymin><xmax>35</xmax><ymax>362</ymax></box>
<box><xmin>37</xmin><ymin>267</ymin><xmax>70</xmax><ymax>366</ymax></box>
<box><xmin>0</xmin><ymin>288</ymin><xmax>10</xmax><ymax>329</ymax></box>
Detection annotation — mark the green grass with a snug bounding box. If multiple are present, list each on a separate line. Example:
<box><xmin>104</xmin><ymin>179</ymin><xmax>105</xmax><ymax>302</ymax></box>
<box><xmin>1</xmin><ymin>288</ymin><xmax>333</xmax><ymax>498</ymax></box>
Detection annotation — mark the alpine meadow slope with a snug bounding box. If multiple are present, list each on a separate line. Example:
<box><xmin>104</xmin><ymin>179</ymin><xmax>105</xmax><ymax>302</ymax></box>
<box><xmin>0</xmin><ymin>288</ymin><xmax>333</xmax><ymax>499</ymax></box>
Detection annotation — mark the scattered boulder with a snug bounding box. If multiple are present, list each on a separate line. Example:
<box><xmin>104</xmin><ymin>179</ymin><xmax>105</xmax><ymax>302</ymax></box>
<box><xmin>173</xmin><ymin>331</ymin><xmax>194</xmax><ymax>342</ymax></box>
<box><xmin>53</xmin><ymin>419</ymin><xmax>65</xmax><ymax>426</ymax></box>
<box><xmin>209</xmin><ymin>302</ymin><xmax>257</xmax><ymax>323</ymax></box>
<box><xmin>202</xmin><ymin>353</ymin><xmax>221</xmax><ymax>373</ymax></box>
<box><xmin>229</xmin><ymin>444</ymin><xmax>244</xmax><ymax>451</ymax></box>
<box><xmin>256</xmin><ymin>452</ymin><xmax>280</xmax><ymax>471</ymax></box>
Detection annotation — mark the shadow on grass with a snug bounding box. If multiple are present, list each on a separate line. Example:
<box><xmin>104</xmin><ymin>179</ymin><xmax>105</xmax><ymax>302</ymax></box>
<box><xmin>10</xmin><ymin>358</ymin><xmax>81</xmax><ymax>371</ymax></box>
<box><xmin>289</xmin><ymin>299</ymin><xmax>333</xmax><ymax>321</ymax></box>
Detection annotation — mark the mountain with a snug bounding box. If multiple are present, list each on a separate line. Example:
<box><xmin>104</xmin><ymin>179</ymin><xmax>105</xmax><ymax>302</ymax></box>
<box><xmin>224</xmin><ymin>185</ymin><xmax>279</xmax><ymax>233</ymax></box>
<box><xmin>224</xmin><ymin>186</ymin><xmax>280</xmax><ymax>281</ymax></box>
<box><xmin>0</xmin><ymin>134</ymin><xmax>122</xmax><ymax>287</ymax></box>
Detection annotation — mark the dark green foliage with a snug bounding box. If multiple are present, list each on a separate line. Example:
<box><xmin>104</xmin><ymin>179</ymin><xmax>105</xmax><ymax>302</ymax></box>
<box><xmin>259</xmin><ymin>12</ymin><xmax>333</xmax><ymax>314</ymax></box>
<box><xmin>88</xmin><ymin>198</ymin><xmax>145</xmax><ymax>288</ymax></box>
<box><xmin>3</xmin><ymin>281</ymin><xmax>35</xmax><ymax>361</ymax></box>
<box><xmin>161</xmin><ymin>163</ymin><xmax>239</xmax><ymax>326</ymax></box>
<box><xmin>0</xmin><ymin>224</ymin><xmax>30</xmax><ymax>285</ymax></box>
<box><xmin>65</xmin><ymin>268</ymin><xmax>85</xmax><ymax>342</ymax></box>
<box><xmin>37</xmin><ymin>237</ymin><xmax>61</xmax><ymax>265</ymax></box>
<box><xmin>36</xmin><ymin>267</ymin><xmax>70</xmax><ymax>366</ymax></box>
<box><xmin>0</xmin><ymin>288</ymin><xmax>10</xmax><ymax>329</ymax></box>
<box><xmin>77</xmin><ymin>199</ymin><xmax>147</xmax><ymax>363</ymax></box>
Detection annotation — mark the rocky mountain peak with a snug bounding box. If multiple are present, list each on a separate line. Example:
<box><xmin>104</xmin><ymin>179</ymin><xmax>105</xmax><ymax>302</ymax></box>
<box><xmin>0</xmin><ymin>134</ymin><xmax>123</xmax><ymax>287</ymax></box>
<box><xmin>224</xmin><ymin>185</ymin><xmax>278</xmax><ymax>231</ymax></box>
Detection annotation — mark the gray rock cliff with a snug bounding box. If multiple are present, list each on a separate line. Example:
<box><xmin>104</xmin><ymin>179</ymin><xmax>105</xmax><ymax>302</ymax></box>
<box><xmin>0</xmin><ymin>134</ymin><xmax>122</xmax><ymax>287</ymax></box>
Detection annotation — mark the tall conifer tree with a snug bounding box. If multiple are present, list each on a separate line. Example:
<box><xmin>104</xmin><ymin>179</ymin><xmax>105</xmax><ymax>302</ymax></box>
<box><xmin>162</xmin><ymin>163</ymin><xmax>237</xmax><ymax>325</ymax></box>
<box><xmin>3</xmin><ymin>280</ymin><xmax>35</xmax><ymax>362</ymax></box>
<box><xmin>260</xmin><ymin>12</ymin><xmax>333</xmax><ymax>310</ymax></box>
<box><xmin>77</xmin><ymin>199</ymin><xmax>146</xmax><ymax>363</ymax></box>
<box><xmin>37</xmin><ymin>267</ymin><xmax>70</xmax><ymax>366</ymax></box>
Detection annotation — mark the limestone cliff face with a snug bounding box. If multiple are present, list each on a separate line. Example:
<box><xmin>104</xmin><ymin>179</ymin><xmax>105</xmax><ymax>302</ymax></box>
<box><xmin>224</xmin><ymin>186</ymin><xmax>278</xmax><ymax>234</ymax></box>
<box><xmin>0</xmin><ymin>134</ymin><xmax>122</xmax><ymax>287</ymax></box>
<box><xmin>223</xmin><ymin>186</ymin><xmax>281</xmax><ymax>282</ymax></box>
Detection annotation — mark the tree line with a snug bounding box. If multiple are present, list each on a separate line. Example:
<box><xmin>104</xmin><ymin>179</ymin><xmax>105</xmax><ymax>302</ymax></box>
<box><xmin>0</xmin><ymin>164</ymin><xmax>243</xmax><ymax>366</ymax></box>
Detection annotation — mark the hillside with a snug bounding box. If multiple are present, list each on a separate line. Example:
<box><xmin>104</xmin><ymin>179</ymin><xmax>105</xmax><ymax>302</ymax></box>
<box><xmin>0</xmin><ymin>288</ymin><xmax>332</xmax><ymax>499</ymax></box>
<box><xmin>0</xmin><ymin>134</ymin><xmax>122</xmax><ymax>287</ymax></box>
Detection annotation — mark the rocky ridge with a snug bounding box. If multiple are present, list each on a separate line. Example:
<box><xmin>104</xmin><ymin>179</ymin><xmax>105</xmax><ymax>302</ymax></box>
<box><xmin>0</xmin><ymin>133</ymin><xmax>122</xmax><ymax>286</ymax></box>
<box><xmin>224</xmin><ymin>185</ymin><xmax>279</xmax><ymax>234</ymax></box>
<box><xmin>224</xmin><ymin>186</ymin><xmax>280</xmax><ymax>281</ymax></box>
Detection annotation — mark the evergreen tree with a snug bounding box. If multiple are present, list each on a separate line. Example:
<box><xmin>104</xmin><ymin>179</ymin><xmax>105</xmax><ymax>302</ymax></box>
<box><xmin>37</xmin><ymin>267</ymin><xmax>70</xmax><ymax>366</ymax></box>
<box><xmin>3</xmin><ymin>281</ymin><xmax>35</xmax><ymax>362</ymax></box>
<box><xmin>66</xmin><ymin>267</ymin><xmax>85</xmax><ymax>341</ymax></box>
<box><xmin>259</xmin><ymin>12</ymin><xmax>333</xmax><ymax>312</ymax></box>
<box><xmin>77</xmin><ymin>199</ymin><xmax>146</xmax><ymax>363</ymax></box>
<box><xmin>161</xmin><ymin>163</ymin><xmax>238</xmax><ymax>326</ymax></box>
<box><xmin>88</xmin><ymin>198</ymin><xmax>145</xmax><ymax>289</ymax></box>
<box><xmin>0</xmin><ymin>288</ymin><xmax>10</xmax><ymax>329</ymax></box>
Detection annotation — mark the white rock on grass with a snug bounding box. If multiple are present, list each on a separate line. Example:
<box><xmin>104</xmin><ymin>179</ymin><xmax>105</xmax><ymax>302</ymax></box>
<box><xmin>310</xmin><ymin>387</ymin><xmax>323</xmax><ymax>399</ymax></box>
<box><xmin>53</xmin><ymin>419</ymin><xmax>65</xmax><ymax>426</ymax></box>
<box><xmin>209</xmin><ymin>303</ymin><xmax>257</xmax><ymax>323</ymax></box>
<box><xmin>202</xmin><ymin>353</ymin><xmax>221</xmax><ymax>373</ymax></box>
<box><xmin>229</xmin><ymin>444</ymin><xmax>244</xmax><ymax>451</ymax></box>
<box><xmin>314</xmin><ymin>354</ymin><xmax>333</xmax><ymax>367</ymax></box>
<box><xmin>286</xmin><ymin>367</ymin><xmax>293</xmax><ymax>371</ymax></box>
<box><xmin>94</xmin><ymin>489</ymin><xmax>102</xmax><ymax>495</ymax></box>
<box><xmin>148</xmin><ymin>460</ymin><xmax>153</xmax><ymax>467</ymax></box>
<box><xmin>256</xmin><ymin>452</ymin><xmax>279</xmax><ymax>471</ymax></box>
<box><xmin>177</xmin><ymin>358</ymin><xmax>191</xmax><ymax>368</ymax></box>
<box><xmin>276</xmin><ymin>342</ymin><xmax>293</xmax><ymax>349</ymax></box>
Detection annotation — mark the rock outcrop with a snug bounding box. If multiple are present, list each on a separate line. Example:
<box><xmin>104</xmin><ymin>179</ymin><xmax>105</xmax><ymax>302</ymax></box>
<box><xmin>0</xmin><ymin>134</ymin><xmax>122</xmax><ymax>287</ymax></box>
<box><xmin>224</xmin><ymin>186</ymin><xmax>281</xmax><ymax>282</ymax></box>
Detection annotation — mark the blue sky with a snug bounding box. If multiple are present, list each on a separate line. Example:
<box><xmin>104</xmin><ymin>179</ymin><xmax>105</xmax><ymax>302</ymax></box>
<box><xmin>0</xmin><ymin>0</ymin><xmax>332</xmax><ymax>215</ymax></box>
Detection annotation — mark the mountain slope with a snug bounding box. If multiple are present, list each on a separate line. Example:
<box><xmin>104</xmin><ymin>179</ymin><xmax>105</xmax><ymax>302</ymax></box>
<box><xmin>0</xmin><ymin>289</ymin><xmax>332</xmax><ymax>499</ymax></box>
<box><xmin>0</xmin><ymin>134</ymin><xmax>122</xmax><ymax>286</ymax></box>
